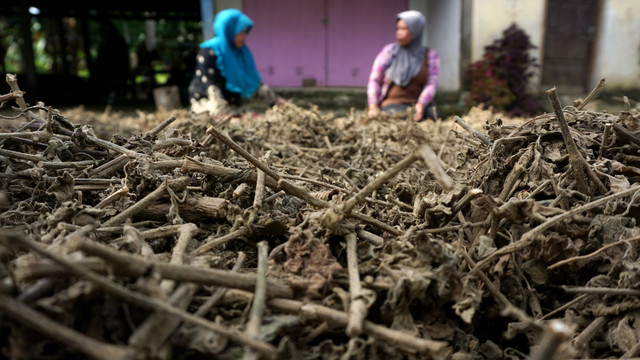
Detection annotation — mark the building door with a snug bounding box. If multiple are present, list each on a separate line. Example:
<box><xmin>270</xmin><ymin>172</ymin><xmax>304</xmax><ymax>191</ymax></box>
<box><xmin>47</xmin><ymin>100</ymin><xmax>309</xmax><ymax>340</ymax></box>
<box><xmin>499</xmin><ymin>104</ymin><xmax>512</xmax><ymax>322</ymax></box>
<box><xmin>326</xmin><ymin>0</ymin><xmax>406</xmax><ymax>86</ymax></box>
<box><xmin>541</xmin><ymin>0</ymin><xmax>598</xmax><ymax>93</ymax></box>
<box><xmin>244</xmin><ymin>0</ymin><xmax>327</xmax><ymax>87</ymax></box>
<box><xmin>244</xmin><ymin>0</ymin><xmax>407</xmax><ymax>87</ymax></box>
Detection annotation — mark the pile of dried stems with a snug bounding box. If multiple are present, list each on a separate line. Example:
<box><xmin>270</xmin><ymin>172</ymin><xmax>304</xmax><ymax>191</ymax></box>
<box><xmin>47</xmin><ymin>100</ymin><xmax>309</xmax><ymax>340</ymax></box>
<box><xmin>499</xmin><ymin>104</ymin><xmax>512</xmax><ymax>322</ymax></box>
<box><xmin>2</xmin><ymin>73</ymin><xmax>640</xmax><ymax>359</ymax></box>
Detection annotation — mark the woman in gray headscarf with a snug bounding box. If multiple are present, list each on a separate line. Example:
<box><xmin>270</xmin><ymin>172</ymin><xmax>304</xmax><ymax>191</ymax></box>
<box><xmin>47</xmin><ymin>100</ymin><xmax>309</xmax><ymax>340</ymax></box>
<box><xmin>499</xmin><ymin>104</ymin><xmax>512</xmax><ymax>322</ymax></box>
<box><xmin>367</xmin><ymin>10</ymin><xmax>440</xmax><ymax>121</ymax></box>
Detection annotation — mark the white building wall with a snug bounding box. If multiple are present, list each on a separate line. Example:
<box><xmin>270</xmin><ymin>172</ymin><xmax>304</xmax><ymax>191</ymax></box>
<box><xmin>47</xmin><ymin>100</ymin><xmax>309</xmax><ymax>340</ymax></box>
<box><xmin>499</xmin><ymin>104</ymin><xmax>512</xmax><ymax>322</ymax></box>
<box><xmin>216</xmin><ymin>0</ymin><xmax>241</xmax><ymax>11</ymax></box>
<box><xmin>471</xmin><ymin>0</ymin><xmax>546</xmax><ymax>88</ymax></box>
<box><xmin>591</xmin><ymin>0</ymin><xmax>640</xmax><ymax>90</ymax></box>
<box><xmin>411</xmin><ymin>0</ymin><xmax>462</xmax><ymax>92</ymax></box>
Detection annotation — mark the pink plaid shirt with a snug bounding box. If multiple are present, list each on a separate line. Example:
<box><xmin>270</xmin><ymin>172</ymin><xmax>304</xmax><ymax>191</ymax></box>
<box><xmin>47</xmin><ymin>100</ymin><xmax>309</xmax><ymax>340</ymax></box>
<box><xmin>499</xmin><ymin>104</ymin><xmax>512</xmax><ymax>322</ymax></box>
<box><xmin>367</xmin><ymin>43</ymin><xmax>440</xmax><ymax>106</ymax></box>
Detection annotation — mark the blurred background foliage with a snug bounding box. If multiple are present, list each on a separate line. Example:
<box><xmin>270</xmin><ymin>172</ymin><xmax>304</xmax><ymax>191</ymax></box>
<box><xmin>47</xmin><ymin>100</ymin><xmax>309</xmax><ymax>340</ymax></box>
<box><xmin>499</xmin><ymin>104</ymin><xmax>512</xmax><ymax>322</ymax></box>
<box><xmin>0</xmin><ymin>14</ymin><xmax>202</xmax><ymax>103</ymax></box>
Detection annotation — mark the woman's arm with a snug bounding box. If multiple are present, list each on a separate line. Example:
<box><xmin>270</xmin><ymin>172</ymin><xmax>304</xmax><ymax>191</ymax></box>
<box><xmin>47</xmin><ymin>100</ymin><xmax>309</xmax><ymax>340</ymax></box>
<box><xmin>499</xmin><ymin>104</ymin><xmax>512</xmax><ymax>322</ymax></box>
<box><xmin>417</xmin><ymin>48</ymin><xmax>440</xmax><ymax>106</ymax></box>
<box><xmin>367</xmin><ymin>44</ymin><xmax>394</xmax><ymax>106</ymax></box>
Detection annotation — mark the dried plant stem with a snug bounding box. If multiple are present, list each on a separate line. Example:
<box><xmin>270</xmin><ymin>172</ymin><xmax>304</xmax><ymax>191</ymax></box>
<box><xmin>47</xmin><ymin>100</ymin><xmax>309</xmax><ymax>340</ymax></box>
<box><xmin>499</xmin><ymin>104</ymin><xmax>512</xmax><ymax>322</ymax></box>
<box><xmin>146</xmin><ymin>115</ymin><xmax>177</xmax><ymax>138</ymax></box>
<box><xmin>348</xmin><ymin>212</ymin><xmax>403</xmax><ymax>236</ymax></box>
<box><xmin>558</xmin><ymin>286</ymin><xmax>640</xmax><ymax>297</ymax></box>
<box><xmin>576</xmin><ymin>78</ymin><xmax>606</xmax><ymax>111</ymax></box>
<box><xmin>321</xmin><ymin>144</ymin><xmax>451</xmax><ymax>235</ymax></box>
<box><xmin>5</xmin><ymin>74</ymin><xmax>29</xmax><ymax>110</ymax></box>
<box><xmin>457</xmin><ymin>243</ymin><xmax>536</xmax><ymax>325</ymax></box>
<box><xmin>499</xmin><ymin>145</ymin><xmax>534</xmax><ymax>201</ymax></box>
<box><xmin>0</xmin><ymin>147</ymin><xmax>45</xmax><ymax>163</ymax></box>
<box><xmin>598</xmin><ymin>123</ymin><xmax>612</xmax><ymax>159</ymax></box>
<box><xmin>454</xmin><ymin>116</ymin><xmax>491</xmax><ymax>146</ymax></box>
<box><xmin>175</xmin><ymin>254</ymin><xmax>246</xmax><ymax>354</ymax></box>
<box><xmin>15</xmin><ymin>258</ymin><xmax>110</xmax><ymax>281</ymax></box>
<box><xmin>149</xmin><ymin>159</ymin><xmax>184</xmax><ymax>171</ymax></box>
<box><xmin>186</xmin><ymin>139</ymin><xmax>403</xmax><ymax>237</ymax></box>
<box><xmin>182</xmin><ymin>156</ymin><xmax>279</xmax><ymax>190</ymax></box>
<box><xmin>415</xmin><ymin>143</ymin><xmax>455</xmax><ymax>190</ymax></box>
<box><xmin>0</xmin><ymin>90</ymin><xmax>23</xmax><ymax>105</ymax></box>
<box><xmin>356</xmin><ymin>228</ymin><xmax>384</xmax><ymax>246</ymax></box>
<box><xmin>128</xmin><ymin>282</ymin><xmax>199</xmax><ymax>357</ymax></box>
<box><xmin>612</xmin><ymin>123</ymin><xmax>640</xmax><ymax>147</ymax></box>
<box><xmin>622</xmin><ymin>341</ymin><xmax>640</xmax><ymax>358</ymax></box>
<box><xmin>0</xmin><ymin>294</ymin><xmax>135</xmax><ymax>360</ymax></box>
<box><xmin>108</xmin><ymin>224</ymin><xmax>206</xmax><ymax>242</ymax></box>
<box><xmin>206</xmin><ymin>125</ymin><xmax>328</xmax><ymax>208</ymax></box>
<box><xmin>469</xmin><ymin>184</ymin><xmax>640</xmax><ymax>276</ymax></box>
<box><xmin>546</xmin><ymin>87</ymin><xmax>607</xmax><ymax>195</ymax></box>
<box><xmin>74</xmin><ymin>235</ymin><xmax>293</xmax><ymax>298</ymax></box>
<box><xmin>195</xmin><ymin>252</ymin><xmax>246</xmax><ymax>317</ymax></box>
<box><xmin>442</xmin><ymin>188</ymin><xmax>483</xmax><ymax>226</ymax></box>
<box><xmin>0</xmin><ymin>130</ymin><xmax>60</xmax><ymax>141</ymax></box>
<box><xmin>102</xmin><ymin>176</ymin><xmax>190</xmax><ymax>227</ymax></box>
<box><xmin>505</xmin><ymin>114</ymin><xmax>554</xmax><ymax>138</ymax></box>
<box><xmin>135</xmin><ymin>196</ymin><xmax>228</xmax><ymax>222</ymax></box>
<box><xmin>548</xmin><ymin>236</ymin><xmax>640</xmax><ymax>270</ymax></box>
<box><xmin>224</xmin><ymin>289</ymin><xmax>448</xmax><ymax>356</ymax></box>
<box><xmin>341</xmin><ymin>148</ymin><xmax>420</xmax><ymax>214</ymax></box>
<box><xmin>528</xmin><ymin>320</ymin><xmax>572</xmax><ymax>360</ymax></box>
<box><xmin>95</xmin><ymin>186</ymin><xmax>129</xmax><ymax>209</ymax></box>
<box><xmin>191</xmin><ymin>227</ymin><xmax>250</xmax><ymax>255</ymax></box>
<box><xmin>346</xmin><ymin>232</ymin><xmax>370</xmax><ymax>337</ymax></box>
<box><xmin>252</xmin><ymin>152</ymin><xmax>269</xmax><ymax>213</ymax></box>
<box><xmin>89</xmin><ymin>154</ymin><xmax>129</xmax><ymax>178</ymax></box>
<box><xmin>573</xmin><ymin>316</ymin><xmax>607</xmax><ymax>350</ymax></box>
<box><xmin>244</xmin><ymin>241</ymin><xmax>269</xmax><ymax>360</ymax></box>
<box><xmin>38</xmin><ymin>159</ymin><xmax>95</xmax><ymax>169</ymax></box>
<box><xmin>152</xmin><ymin>138</ymin><xmax>192</xmax><ymax>151</ymax></box>
<box><xmin>1</xmin><ymin>232</ymin><xmax>278</xmax><ymax>359</ymax></box>
<box><xmin>300</xmin><ymin>322</ymin><xmax>330</xmax><ymax>345</ymax></box>
<box><xmin>541</xmin><ymin>294</ymin><xmax>588</xmax><ymax>320</ymax></box>
<box><xmin>85</xmin><ymin>132</ymin><xmax>146</xmax><ymax>159</ymax></box>
<box><xmin>87</xmin><ymin>117</ymin><xmax>175</xmax><ymax>178</ymax></box>
<box><xmin>172</xmin><ymin>224</ymin><xmax>198</xmax><ymax>265</ymax></box>
<box><xmin>160</xmin><ymin>223</ymin><xmax>199</xmax><ymax>294</ymax></box>
<box><xmin>284</xmin><ymin>173</ymin><xmax>346</xmax><ymax>193</ymax></box>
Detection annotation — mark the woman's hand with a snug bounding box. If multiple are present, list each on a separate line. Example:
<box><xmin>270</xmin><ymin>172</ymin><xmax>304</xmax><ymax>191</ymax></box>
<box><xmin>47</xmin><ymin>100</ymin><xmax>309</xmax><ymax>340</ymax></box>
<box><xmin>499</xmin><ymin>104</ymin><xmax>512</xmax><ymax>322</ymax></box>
<box><xmin>414</xmin><ymin>103</ymin><xmax>424</xmax><ymax>121</ymax></box>
<box><xmin>368</xmin><ymin>104</ymin><xmax>380</xmax><ymax>117</ymax></box>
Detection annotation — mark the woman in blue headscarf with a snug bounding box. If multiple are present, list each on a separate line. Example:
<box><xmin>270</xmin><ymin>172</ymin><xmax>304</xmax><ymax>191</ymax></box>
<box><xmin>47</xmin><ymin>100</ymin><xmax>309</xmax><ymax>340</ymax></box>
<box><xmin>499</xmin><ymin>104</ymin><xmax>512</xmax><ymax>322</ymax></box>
<box><xmin>189</xmin><ymin>9</ymin><xmax>283</xmax><ymax>114</ymax></box>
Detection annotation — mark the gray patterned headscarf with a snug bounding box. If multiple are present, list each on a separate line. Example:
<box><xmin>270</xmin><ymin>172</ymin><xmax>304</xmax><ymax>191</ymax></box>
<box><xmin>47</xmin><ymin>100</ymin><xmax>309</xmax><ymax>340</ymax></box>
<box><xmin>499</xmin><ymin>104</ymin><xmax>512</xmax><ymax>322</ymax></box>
<box><xmin>386</xmin><ymin>10</ymin><xmax>427</xmax><ymax>87</ymax></box>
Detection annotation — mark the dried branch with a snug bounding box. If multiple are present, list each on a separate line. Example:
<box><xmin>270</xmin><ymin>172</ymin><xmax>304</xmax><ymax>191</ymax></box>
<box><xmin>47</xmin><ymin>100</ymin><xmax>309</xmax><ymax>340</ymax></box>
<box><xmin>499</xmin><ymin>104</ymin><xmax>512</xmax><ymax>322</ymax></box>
<box><xmin>205</xmin><ymin>125</ymin><xmax>328</xmax><ymax>208</ymax></box>
<box><xmin>0</xmin><ymin>232</ymin><xmax>278</xmax><ymax>359</ymax></box>
<box><xmin>469</xmin><ymin>185</ymin><xmax>640</xmax><ymax>276</ymax></box>
<box><xmin>548</xmin><ymin>236</ymin><xmax>640</xmax><ymax>270</ymax></box>
<box><xmin>546</xmin><ymin>87</ymin><xmax>607</xmax><ymax>195</ymax></box>
<box><xmin>102</xmin><ymin>176</ymin><xmax>190</xmax><ymax>227</ymax></box>
<box><xmin>454</xmin><ymin>116</ymin><xmax>491</xmax><ymax>146</ymax></box>
<box><xmin>573</xmin><ymin>316</ymin><xmax>607</xmax><ymax>350</ymax></box>
<box><xmin>243</xmin><ymin>241</ymin><xmax>269</xmax><ymax>360</ymax></box>
<box><xmin>0</xmin><ymin>294</ymin><xmax>135</xmax><ymax>360</ymax></box>
<box><xmin>72</xmin><ymin>235</ymin><xmax>294</xmax><ymax>298</ymax></box>
<box><xmin>575</xmin><ymin>78</ymin><xmax>606</xmax><ymax>111</ymax></box>
<box><xmin>528</xmin><ymin>320</ymin><xmax>572</xmax><ymax>360</ymax></box>
<box><xmin>345</xmin><ymin>232</ymin><xmax>373</xmax><ymax>337</ymax></box>
<box><xmin>223</xmin><ymin>289</ymin><xmax>449</xmax><ymax>357</ymax></box>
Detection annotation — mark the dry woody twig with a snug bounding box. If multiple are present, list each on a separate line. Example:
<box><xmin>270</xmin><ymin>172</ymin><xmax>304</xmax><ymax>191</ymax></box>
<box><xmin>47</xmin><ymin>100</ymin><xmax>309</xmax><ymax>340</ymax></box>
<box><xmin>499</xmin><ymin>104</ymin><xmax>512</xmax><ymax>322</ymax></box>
<box><xmin>2</xmin><ymin>74</ymin><xmax>640</xmax><ymax>359</ymax></box>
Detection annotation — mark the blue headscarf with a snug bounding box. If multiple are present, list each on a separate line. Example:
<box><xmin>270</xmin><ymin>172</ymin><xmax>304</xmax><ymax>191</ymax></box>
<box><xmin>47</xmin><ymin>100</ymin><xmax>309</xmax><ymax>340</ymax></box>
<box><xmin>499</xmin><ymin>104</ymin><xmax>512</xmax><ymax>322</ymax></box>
<box><xmin>200</xmin><ymin>9</ymin><xmax>261</xmax><ymax>98</ymax></box>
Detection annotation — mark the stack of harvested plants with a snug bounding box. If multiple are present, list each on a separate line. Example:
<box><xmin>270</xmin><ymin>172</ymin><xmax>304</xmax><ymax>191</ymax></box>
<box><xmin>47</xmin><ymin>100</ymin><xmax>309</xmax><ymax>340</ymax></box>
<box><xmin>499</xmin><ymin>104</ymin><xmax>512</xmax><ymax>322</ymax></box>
<box><xmin>2</xmin><ymin>73</ymin><xmax>640</xmax><ymax>359</ymax></box>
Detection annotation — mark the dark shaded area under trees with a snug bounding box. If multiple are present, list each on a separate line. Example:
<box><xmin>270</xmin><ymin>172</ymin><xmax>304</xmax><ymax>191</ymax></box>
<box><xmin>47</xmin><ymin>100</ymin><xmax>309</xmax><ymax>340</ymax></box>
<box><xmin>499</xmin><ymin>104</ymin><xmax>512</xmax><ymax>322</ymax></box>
<box><xmin>1</xmin><ymin>1</ymin><xmax>202</xmax><ymax>107</ymax></box>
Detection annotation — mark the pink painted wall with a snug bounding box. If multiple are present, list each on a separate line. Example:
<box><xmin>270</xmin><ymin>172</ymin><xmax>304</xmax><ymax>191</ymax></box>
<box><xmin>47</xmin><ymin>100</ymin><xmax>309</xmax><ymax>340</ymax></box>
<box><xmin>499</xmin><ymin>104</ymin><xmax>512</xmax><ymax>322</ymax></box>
<box><xmin>326</xmin><ymin>0</ymin><xmax>407</xmax><ymax>86</ymax></box>
<box><xmin>244</xmin><ymin>0</ymin><xmax>327</xmax><ymax>87</ymax></box>
<box><xmin>244</xmin><ymin>0</ymin><xmax>407</xmax><ymax>87</ymax></box>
